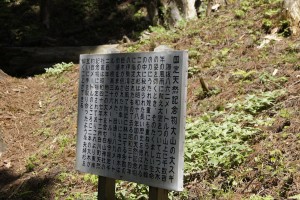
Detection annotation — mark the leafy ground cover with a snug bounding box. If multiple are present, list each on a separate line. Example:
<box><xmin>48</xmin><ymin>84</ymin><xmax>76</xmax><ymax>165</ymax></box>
<box><xmin>0</xmin><ymin>0</ymin><xmax>299</xmax><ymax>199</ymax></box>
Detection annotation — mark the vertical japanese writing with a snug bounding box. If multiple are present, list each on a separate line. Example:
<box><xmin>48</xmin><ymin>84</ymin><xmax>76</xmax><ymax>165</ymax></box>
<box><xmin>77</xmin><ymin>51</ymin><xmax>187</xmax><ymax>191</ymax></box>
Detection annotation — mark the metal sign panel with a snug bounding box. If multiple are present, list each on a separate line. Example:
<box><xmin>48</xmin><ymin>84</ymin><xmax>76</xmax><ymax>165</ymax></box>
<box><xmin>76</xmin><ymin>51</ymin><xmax>188</xmax><ymax>191</ymax></box>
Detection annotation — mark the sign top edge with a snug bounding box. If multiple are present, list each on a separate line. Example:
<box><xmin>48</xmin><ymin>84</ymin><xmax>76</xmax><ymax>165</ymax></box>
<box><xmin>80</xmin><ymin>50</ymin><xmax>188</xmax><ymax>56</ymax></box>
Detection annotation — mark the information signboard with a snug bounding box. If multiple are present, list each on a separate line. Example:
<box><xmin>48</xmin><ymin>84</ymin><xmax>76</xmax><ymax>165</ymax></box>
<box><xmin>76</xmin><ymin>51</ymin><xmax>188</xmax><ymax>191</ymax></box>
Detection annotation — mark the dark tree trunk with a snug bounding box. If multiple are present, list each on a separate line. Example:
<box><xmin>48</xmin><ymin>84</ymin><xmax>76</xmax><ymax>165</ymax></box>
<box><xmin>145</xmin><ymin>0</ymin><xmax>160</xmax><ymax>25</ymax></box>
<box><xmin>146</xmin><ymin>0</ymin><xmax>197</xmax><ymax>27</ymax></box>
<box><xmin>40</xmin><ymin>0</ymin><xmax>51</xmax><ymax>29</ymax></box>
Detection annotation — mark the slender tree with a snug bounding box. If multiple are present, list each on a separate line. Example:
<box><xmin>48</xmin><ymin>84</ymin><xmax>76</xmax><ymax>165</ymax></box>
<box><xmin>40</xmin><ymin>0</ymin><xmax>51</xmax><ymax>29</ymax></box>
<box><xmin>146</xmin><ymin>0</ymin><xmax>198</xmax><ymax>26</ymax></box>
<box><xmin>283</xmin><ymin>0</ymin><xmax>300</xmax><ymax>33</ymax></box>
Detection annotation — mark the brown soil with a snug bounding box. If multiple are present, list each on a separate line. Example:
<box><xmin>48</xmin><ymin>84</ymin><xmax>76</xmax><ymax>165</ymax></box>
<box><xmin>0</xmin><ymin>67</ymin><xmax>80</xmax><ymax>199</ymax></box>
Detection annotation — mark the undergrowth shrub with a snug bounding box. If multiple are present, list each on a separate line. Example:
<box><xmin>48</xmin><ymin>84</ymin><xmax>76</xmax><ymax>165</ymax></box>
<box><xmin>44</xmin><ymin>62</ymin><xmax>74</xmax><ymax>77</ymax></box>
<box><xmin>114</xmin><ymin>90</ymin><xmax>285</xmax><ymax>198</ymax></box>
<box><xmin>185</xmin><ymin>90</ymin><xmax>285</xmax><ymax>174</ymax></box>
<box><xmin>116</xmin><ymin>181</ymin><xmax>148</xmax><ymax>199</ymax></box>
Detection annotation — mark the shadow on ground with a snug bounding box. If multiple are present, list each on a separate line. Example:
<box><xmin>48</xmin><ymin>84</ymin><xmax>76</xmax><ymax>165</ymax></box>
<box><xmin>0</xmin><ymin>169</ymin><xmax>56</xmax><ymax>200</ymax></box>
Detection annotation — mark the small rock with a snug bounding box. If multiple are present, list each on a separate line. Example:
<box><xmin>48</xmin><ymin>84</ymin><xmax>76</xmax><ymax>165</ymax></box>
<box><xmin>154</xmin><ymin>45</ymin><xmax>173</xmax><ymax>52</ymax></box>
<box><xmin>212</xmin><ymin>4</ymin><xmax>220</xmax><ymax>12</ymax></box>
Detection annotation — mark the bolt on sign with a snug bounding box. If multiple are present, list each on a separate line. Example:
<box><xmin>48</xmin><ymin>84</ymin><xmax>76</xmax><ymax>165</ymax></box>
<box><xmin>76</xmin><ymin>51</ymin><xmax>188</xmax><ymax>191</ymax></box>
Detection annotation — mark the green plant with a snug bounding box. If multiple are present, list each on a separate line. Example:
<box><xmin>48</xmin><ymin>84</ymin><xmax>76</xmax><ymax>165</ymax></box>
<box><xmin>195</xmin><ymin>85</ymin><xmax>221</xmax><ymax>100</ymax></box>
<box><xmin>169</xmin><ymin>189</ymin><xmax>189</xmax><ymax>200</ymax></box>
<box><xmin>279</xmin><ymin>109</ymin><xmax>291</xmax><ymax>118</ymax></box>
<box><xmin>282</xmin><ymin>52</ymin><xmax>298</xmax><ymax>63</ymax></box>
<box><xmin>269</xmin><ymin>149</ymin><xmax>283</xmax><ymax>164</ymax></box>
<box><xmin>44</xmin><ymin>62</ymin><xmax>74</xmax><ymax>77</ymax></box>
<box><xmin>58</xmin><ymin>172</ymin><xmax>70</xmax><ymax>182</ymax></box>
<box><xmin>234</xmin><ymin>10</ymin><xmax>245</xmax><ymax>19</ymax></box>
<box><xmin>264</xmin><ymin>8</ymin><xmax>280</xmax><ymax>18</ymax></box>
<box><xmin>189</xmin><ymin>49</ymin><xmax>200</xmax><ymax>59</ymax></box>
<box><xmin>227</xmin><ymin>90</ymin><xmax>285</xmax><ymax>114</ymax></box>
<box><xmin>220</xmin><ymin>48</ymin><xmax>230</xmax><ymax>58</ymax></box>
<box><xmin>188</xmin><ymin>66</ymin><xmax>200</xmax><ymax>77</ymax></box>
<box><xmin>185</xmin><ymin>114</ymin><xmax>254</xmax><ymax>172</ymax></box>
<box><xmin>133</xmin><ymin>8</ymin><xmax>147</xmax><ymax>21</ymax></box>
<box><xmin>116</xmin><ymin>181</ymin><xmax>148</xmax><ymax>199</ymax></box>
<box><xmin>26</xmin><ymin>155</ymin><xmax>38</xmax><ymax>172</ymax></box>
<box><xmin>259</xmin><ymin>72</ymin><xmax>288</xmax><ymax>88</ymax></box>
<box><xmin>55</xmin><ymin>188</ymin><xmax>69</xmax><ymax>199</ymax></box>
<box><xmin>83</xmin><ymin>174</ymin><xmax>98</xmax><ymax>186</ymax></box>
<box><xmin>262</xmin><ymin>19</ymin><xmax>273</xmax><ymax>33</ymax></box>
<box><xmin>279</xmin><ymin>20</ymin><xmax>292</xmax><ymax>37</ymax></box>
<box><xmin>126</xmin><ymin>44</ymin><xmax>141</xmax><ymax>53</ymax></box>
<box><xmin>288</xmin><ymin>194</ymin><xmax>300</xmax><ymax>200</ymax></box>
<box><xmin>232</xmin><ymin>69</ymin><xmax>257</xmax><ymax>82</ymax></box>
<box><xmin>185</xmin><ymin>90</ymin><xmax>285</xmax><ymax>177</ymax></box>
<box><xmin>176</xmin><ymin>19</ymin><xmax>187</xmax><ymax>29</ymax></box>
<box><xmin>148</xmin><ymin>25</ymin><xmax>167</xmax><ymax>34</ymax></box>
<box><xmin>248</xmin><ymin>195</ymin><xmax>274</xmax><ymax>200</ymax></box>
<box><xmin>251</xmin><ymin>145</ymin><xmax>293</xmax><ymax>198</ymax></box>
<box><xmin>58</xmin><ymin>135</ymin><xmax>71</xmax><ymax>148</ymax></box>
<box><xmin>240</xmin><ymin>1</ymin><xmax>252</xmax><ymax>11</ymax></box>
<box><xmin>41</xmin><ymin>149</ymin><xmax>50</xmax><ymax>158</ymax></box>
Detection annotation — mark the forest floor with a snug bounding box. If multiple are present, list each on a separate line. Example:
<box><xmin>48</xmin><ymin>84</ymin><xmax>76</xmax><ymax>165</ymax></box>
<box><xmin>0</xmin><ymin>1</ymin><xmax>300</xmax><ymax>200</ymax></box>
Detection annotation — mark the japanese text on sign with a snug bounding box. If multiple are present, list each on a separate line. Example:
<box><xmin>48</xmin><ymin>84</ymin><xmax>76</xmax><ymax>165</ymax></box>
<box><xmin>76</xmin><ymin>51</ymin><xmax>188</xmax><ymax>191</ymax></box>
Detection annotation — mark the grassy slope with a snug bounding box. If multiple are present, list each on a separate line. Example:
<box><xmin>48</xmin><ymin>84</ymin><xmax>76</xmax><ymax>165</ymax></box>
<box><xmin>0</xmin><ymin>0</ymin><xmax>299</xmax><ymax>199</ymax></box>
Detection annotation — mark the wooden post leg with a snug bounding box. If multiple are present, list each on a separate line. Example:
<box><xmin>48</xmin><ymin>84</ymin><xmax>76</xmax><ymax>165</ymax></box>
<box><xmin>98</xmin><ymin>176</ymin><xmax>115</xmax><ymax>200</ymax></box>
<box><xmin>149</xmin><ymin>187</ymin><xmax>168</xmax><ymax>200</ymax></box>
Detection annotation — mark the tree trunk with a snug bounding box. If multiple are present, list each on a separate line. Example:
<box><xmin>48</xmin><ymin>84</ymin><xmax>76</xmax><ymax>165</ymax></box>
<box><xmin>40</xmin><ymin>0</ymin><xmax>51</xmax><ymax>29</ymax></box>
<box><xmin>146</xmin><ymin>0</ymin><xmax>160</xmax><ymax>25</ymax></box>
<box><xmin>206</xmin><ymin>0</ymin><xmax>212</xmax><ymax>16</ymax></box>
<box><xmin>146</xmin><ymin>0</ymin><xmax>197</xmax><ymax>26</ymax></box>
<box><xmin>182</xmin><ymin>0</ymin><xmax>197</xmax><ymax>19</ymax></box>
<box><xmin>283</xmin><ymin>0</ymin><xmax>300</xmax><ymax>33</ymax></box>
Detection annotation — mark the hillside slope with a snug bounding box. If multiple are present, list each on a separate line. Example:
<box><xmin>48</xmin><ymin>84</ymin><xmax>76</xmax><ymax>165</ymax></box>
<box><xmin>0</xmin><ymin>1</ymin><xmax>299</xmax><ymax>199</ymax></box>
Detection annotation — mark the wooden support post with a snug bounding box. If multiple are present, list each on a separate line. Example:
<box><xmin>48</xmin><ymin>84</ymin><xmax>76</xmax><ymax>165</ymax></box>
<box><xmin>149</xmin><ymin>187</ymin><xmax>168</xmax><ymax>200</ymax></box>
<box><xmin>98</xmin><ymin>176</ymin><xmax>115</xmax><ymax>200</ymax></box>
